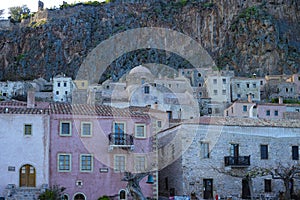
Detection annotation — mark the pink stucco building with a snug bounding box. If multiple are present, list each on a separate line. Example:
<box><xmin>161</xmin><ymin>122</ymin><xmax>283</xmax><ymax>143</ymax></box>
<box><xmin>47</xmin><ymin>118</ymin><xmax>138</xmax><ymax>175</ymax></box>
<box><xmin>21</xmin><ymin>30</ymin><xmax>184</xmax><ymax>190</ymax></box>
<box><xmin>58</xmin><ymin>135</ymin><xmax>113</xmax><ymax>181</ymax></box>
<box><xmin>256</xmin><ymin>103</ymin><xmax>286</xmax><ymax>119</ymax></box>
<box><xmin>224</xmin><ymin>101</ymin><xmax>287</xmax><ymax>119</ymax></box>
<box><xmin>49</xmin><ymin>103</ymin><xmax>154</xmax><ymax>200</ymax></box>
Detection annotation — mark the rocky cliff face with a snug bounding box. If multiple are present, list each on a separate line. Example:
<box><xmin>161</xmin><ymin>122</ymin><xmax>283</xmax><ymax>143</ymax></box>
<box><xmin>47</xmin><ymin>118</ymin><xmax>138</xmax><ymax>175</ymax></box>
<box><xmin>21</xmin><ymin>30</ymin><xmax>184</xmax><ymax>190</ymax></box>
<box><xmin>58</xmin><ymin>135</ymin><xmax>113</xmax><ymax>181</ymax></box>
<box><xmin>0</xmin><ymin>0</ymin><xmax>299</xmax><ymax>82</ymax></box>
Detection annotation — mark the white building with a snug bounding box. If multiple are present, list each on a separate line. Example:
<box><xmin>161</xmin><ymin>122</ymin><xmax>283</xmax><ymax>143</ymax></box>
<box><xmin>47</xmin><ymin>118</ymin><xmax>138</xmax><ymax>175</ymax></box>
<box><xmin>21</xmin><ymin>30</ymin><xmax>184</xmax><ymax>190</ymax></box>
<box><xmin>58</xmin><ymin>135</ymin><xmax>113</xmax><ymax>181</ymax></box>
<box><xmin>90</xmin><ymin>65</ymin><xmax>200</xmax><ymax>121</ymax></box>
<box><xmin>0</xmin><ymin>101</ymin><xmax>50</xmax><ymax>198</ymax></box>
<box><xmin>52</xmin><ymin>74</ymin><xmax>73</xmax><ymax>102</ymax></box>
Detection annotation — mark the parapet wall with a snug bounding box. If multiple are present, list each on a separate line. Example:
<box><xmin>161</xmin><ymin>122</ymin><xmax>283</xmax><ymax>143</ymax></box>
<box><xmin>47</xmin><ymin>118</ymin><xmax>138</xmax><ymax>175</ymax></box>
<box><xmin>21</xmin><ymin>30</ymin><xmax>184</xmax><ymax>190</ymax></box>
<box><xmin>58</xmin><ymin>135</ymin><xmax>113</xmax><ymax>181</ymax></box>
<box><xmin>0</xmin><ymin>20</ymin><xmax>12</xmax><ymax>30</ymax></box>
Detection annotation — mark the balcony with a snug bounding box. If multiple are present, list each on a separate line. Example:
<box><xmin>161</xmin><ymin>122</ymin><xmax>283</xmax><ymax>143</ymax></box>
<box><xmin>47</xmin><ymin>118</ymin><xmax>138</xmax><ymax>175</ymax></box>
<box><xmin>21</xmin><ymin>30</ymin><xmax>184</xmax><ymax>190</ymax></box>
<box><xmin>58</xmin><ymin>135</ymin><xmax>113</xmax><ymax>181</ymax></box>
<box><xmin>108</xmin><ymin>133</ymin><xmax>134</xmax><ymax>151</ymax></box>
<box><xmin>224</xmin><ymin>156</ymin><xmax>250</xmax><ymax>167</ymax></box>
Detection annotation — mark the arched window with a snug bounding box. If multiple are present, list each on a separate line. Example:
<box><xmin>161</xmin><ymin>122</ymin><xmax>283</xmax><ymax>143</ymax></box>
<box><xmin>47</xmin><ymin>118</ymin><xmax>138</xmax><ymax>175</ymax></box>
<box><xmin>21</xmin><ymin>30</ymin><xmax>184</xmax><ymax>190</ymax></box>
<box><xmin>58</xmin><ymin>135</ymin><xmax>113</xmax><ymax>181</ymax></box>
<box><xmin>62</xmin><ymin>194</ymin><xmax>69</xmax><ymax>200</ymax></box>
<box><xmin>119</xmin><ymin>189</ymin><xmax>127</xmax><ymax>200</ymax></box>
<box><xmin>74</xmin><ymin>193</ymin><xmax>86</xmax><ymax>200</ymax></box>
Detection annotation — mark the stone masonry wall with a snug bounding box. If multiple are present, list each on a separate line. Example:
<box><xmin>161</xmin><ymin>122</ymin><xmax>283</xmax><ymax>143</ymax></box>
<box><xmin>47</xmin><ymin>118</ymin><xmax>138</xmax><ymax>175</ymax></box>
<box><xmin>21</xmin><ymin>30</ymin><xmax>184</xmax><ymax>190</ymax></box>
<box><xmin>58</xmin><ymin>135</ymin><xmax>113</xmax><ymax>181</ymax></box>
<box><xmin>159</xmin><ymin>124</ymin><xmax>300</xmax><ymax>199</ymax></box>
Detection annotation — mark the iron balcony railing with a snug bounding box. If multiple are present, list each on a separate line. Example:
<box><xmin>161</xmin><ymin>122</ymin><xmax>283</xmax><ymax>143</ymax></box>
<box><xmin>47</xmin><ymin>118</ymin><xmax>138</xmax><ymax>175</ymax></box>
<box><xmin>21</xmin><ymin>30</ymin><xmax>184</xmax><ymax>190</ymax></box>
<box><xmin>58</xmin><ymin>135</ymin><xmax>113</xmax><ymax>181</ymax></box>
<box><xmin>108</xmin><ymin>133</ymin><xmax>134</xmax><ymax>147</ymax></box>
<box><xmin>224</xmin><ymin>156</ymin><xmax>250</xmax><ymax>167</ymax></box>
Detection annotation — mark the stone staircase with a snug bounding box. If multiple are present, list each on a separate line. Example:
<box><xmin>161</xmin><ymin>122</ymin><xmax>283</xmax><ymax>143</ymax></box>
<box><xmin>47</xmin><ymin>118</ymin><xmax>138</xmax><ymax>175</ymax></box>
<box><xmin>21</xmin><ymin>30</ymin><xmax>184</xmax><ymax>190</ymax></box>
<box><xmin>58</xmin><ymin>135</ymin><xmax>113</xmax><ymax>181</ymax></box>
<box><xmin>3</xmin><ymin>184</ymin><xmax>45</xmax><ymax>200</ymax></box>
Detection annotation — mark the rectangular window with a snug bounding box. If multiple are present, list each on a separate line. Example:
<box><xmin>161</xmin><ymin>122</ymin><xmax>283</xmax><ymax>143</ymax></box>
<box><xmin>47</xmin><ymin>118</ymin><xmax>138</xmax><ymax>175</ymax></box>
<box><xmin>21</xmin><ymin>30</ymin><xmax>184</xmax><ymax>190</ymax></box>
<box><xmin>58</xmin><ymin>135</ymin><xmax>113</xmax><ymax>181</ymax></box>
<box><xmin>114</xmin><ymin>155</ymin><xmax>126</xmax><ymax>172</ymax></box>
<box><xmin>167</xmin><ymin>111</ymin><xmax>172</xmax><ymax>120</ymax></box>
<box><xmin>213</xmin><ymin>90</ymin><xmax>218</xmax><ymax>95</ymax></box>
<box><xmin>114</xmin><ymin>122</ymin><xmax>125</xmax><ymax>134</ymax></box>
<box><xmin>266</xmin><ymin>110</ymin><xmax>271</xmax><ymax>116</ymax></box>
<box><xmin>274</xmin><ymin>110</ymin><xmax>278</xmax><ymax>116</ymax></box>
<box><xmin>80</xmin><ymin>154</ymin><xmax>93</xmax><ymax>172</ymax></box>
<box><xmin>264</xmin><ymin>179</ymin><xmax>272</xmax><ymax>192</ymax></box>
<box><xmin>208</xmin><ymin>108</ymin><xmax>212</xmax><ymax>114</ymax></box>
<box><xmin>230</xmin><ymin>144</ymin><xmax>239</xmax><ymax>157</ymax></box>
<box><xmin>81</xmin><ymin>122</ymin><xmax>92</xmax><ymax>137</ymax></box>
<box><xmin>292</xmin><ymin>146</ymin><xmax>299</xmax><ymax>160</ymax></box>
<box><xmin>135</xmin><ymin>156</ymin><xmax>146</xmax><ymax>172</ymax></box>
<box><xmin>247</xmin><ymin>83</ymin><xmax>250</xmax><ymax>88</ymax></box>
<box><xmin>243</xmin><ymin>105</ymin><xmax>247</xmax><ymax>112</ymax></box>
<box><xmin>135</xmin><ymin>124</ymin><xmax>146</xmax><ymax>138</ymax></box>
<box><xmin>63</xmin><ymin>82</ymin><xmax>67</xmax><ymax>87</ymax></box>
<box><xmin>60</xmin><ymin>121</ymin><xmax>71</xmax><ymax>136</ymax></box>
<box><xmin>261</xmin><ymin>145</ymin><xmax>268</xmax><ymax>159</ymax></box>
<box><xmin>57</xmin><ymin>82</ymin><xmax>61</xmax><ymax>87</ymax></box>
<box><xmin>157</xmin><ymin>121</ymin><xmax>162</xmax><ymax>128</ymax></box>
<box><xmin>201</xmin><ymin>142</ymin><xmax>209</xmax><ymax>158</ymax></box>
<box><xmin>144</xmin><ymin>86</ymin><xmax>150</xmax><ymax>94</ymax></box>
<box><xmin>237</xmin><ymin>83</ymin><xmax>240</xmax><ymax>88</ymax></box>
<box><xmin>237</xmin><ymin>94</ymin><xmax>241</xmax><ymax>98</ymax></box>
<box><xmin>165</xmin><ymin>177</ymin><xmax>169</xmax><ymax>190</ymax></box>
<box><xmin>58</xmin><ymin>154</ymin><xmax>71</xmax><ymax>172</ymax></box>
<box><xmin>213</xmin><ymin>79</ymin><xmax>217</xmax><ymax>84</ymax></box>
<box><xmin>222</xmin><ymin>79</ymin><xmax>226</xmax><ymax>84</ymax></box>
<box><xmin>24</xmin><ymin>124</ymin><xmax>32</xmax><ymax>136</ymax></box>
<box><xmin>253</xmin><ymin>83</ymin><xmax>256</xmax><ymax>88</ymax></box>
<box><xmin>222</xmin><ymin>90</ymin><xmax>226</xmax><ymax>95</ymax></box>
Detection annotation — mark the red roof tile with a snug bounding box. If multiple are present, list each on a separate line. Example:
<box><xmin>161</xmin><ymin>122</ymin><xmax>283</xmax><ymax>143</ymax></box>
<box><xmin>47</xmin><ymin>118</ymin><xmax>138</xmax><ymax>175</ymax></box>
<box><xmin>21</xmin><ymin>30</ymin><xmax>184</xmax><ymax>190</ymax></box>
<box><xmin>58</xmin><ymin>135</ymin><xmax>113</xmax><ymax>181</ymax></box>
<box><xmin>50</xmin><ymin>103</ymin><xmax>149</xmax><ymax>118</ymax></box>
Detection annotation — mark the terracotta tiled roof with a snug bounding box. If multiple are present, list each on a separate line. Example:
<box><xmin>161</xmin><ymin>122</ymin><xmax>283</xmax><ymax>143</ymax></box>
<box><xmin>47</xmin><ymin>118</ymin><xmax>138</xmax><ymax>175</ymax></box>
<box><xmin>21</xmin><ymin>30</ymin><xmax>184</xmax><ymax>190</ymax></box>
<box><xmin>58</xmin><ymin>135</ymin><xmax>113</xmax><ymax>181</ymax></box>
<box><xmin>50</xmin><ymin>103</ymin><xmax>149</xmax><ymax>118</ymax></box>
<box><xmin>182</xmin><ymin>116</ymin><xmax>300</xmax><ymax>128</ymax></box>
<box><xmin>0</xmin><ymin>101</ymin><xmax>149</xmax><ymax>118</ymax></box>
<box><xmin>128</xmin><ymin>106</ymin><xmax>167</xmax><ymax>114</ymax></box>
<box><xmin>0</xmin><ymin>107</ymin><xmax>49</xmax><ymax>115</ymax></box>
<box><xmin>0</xmin><ymin>101</ymin><xmax>27</xmax><ymax>107</ymax></box>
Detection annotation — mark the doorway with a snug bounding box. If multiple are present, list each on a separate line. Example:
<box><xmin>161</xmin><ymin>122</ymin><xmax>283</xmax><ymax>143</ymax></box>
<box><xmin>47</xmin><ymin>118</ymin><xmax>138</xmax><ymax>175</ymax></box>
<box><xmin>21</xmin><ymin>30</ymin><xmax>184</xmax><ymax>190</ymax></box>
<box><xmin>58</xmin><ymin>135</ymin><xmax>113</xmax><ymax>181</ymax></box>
<box><xmin>242</xmin><ymin>178</ymin><xmax>251</xmax><ymax>199</ymax></box>
<box><xmin>203</xmin><ymin>179</ymin><xmax>213</xmax><ymax>199</ymax></box>
<box><xmin>19</xmin><ymin>164</ymin><xmax>36</xmax><ymax>187</ymax></box>
<box><xmin>74</xmin><ymin>193</ymin><xmax>85</xmax><ymax>200</ymax></box>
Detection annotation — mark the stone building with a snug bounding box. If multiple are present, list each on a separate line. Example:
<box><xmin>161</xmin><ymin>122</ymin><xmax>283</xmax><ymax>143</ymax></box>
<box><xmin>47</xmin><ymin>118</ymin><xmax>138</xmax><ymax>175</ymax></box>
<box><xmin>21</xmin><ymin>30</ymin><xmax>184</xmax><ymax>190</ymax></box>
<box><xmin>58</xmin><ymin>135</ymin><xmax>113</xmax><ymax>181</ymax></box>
<box><xmin>290</xmin><ymin>74</ymin><xmax>300</xmax><ymax>98</ymax></box>
<box><xmin>178</xmin><ymin>68</ymin><xmax>234</xmax><ymax>116</ymax></box>
<box><xmin>231</xmin><ymin>77</ymin><xmax>263</xmax><ymax>102</ymax></box>
<box><xmin>158</xmin><ymin>117</ymin><xmax>300</xmax><ymax>199</ymax></box>
<box><xmin>0</xmin><ymin>81</ymin><xmax>29</xmax><ymax>99</ymax></box>
<box><xmin>263</xmin><ymin>74</ymin><xmax>298</xmax><ymax>100</ymax></box>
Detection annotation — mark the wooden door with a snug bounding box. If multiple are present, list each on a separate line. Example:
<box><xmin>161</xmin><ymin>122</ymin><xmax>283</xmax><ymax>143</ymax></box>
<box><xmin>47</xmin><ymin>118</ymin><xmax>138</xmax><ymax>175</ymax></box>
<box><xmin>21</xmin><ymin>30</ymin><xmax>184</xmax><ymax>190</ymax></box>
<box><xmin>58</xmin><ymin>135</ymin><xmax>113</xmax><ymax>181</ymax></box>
<box><xmin>20</xmin><ymin>164</ymin><xmax>36</xmax><ymax>187</ymax></box>
<box><xmin>242</xmin><ymin>178</ymin><xmax>251</xmax><ymax>199</ymax></box>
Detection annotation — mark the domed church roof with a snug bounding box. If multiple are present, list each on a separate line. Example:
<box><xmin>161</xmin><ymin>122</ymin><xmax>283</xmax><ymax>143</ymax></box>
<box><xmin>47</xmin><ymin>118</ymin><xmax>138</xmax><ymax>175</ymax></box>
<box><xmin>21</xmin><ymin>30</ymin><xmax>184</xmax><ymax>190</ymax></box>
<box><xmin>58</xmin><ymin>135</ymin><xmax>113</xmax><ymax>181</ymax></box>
<box><xmin>129</xmin><ymin>65</ymin><xmax>152</xmax><ymax>75</ymax></box>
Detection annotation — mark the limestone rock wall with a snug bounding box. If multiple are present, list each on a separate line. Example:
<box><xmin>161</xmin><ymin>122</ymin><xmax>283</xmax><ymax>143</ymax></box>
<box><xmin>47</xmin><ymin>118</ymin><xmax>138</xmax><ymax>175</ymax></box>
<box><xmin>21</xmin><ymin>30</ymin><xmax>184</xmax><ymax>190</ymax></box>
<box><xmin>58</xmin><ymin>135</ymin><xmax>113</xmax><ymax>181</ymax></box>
<box><xmin>0</xmin><ymin>0</ymin><xmax>299</xmax><ymax>82</ymax></box>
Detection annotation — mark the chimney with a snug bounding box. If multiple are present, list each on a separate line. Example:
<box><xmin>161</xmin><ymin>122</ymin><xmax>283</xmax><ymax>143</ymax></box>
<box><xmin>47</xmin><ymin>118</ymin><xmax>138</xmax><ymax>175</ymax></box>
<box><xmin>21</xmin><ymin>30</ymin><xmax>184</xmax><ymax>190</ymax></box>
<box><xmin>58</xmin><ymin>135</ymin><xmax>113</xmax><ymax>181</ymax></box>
<box><xmin>153</xmin><ymin>102</ymin><xmax>158</xmax><ymax>110</ymax></box>
<box><xmin>248</xmin><ymin>93</ymin><xmax>252</xmax><ymax>103</ymax></box>
<box><xmin>27</xmin><ymin>89</ymin><xmax>35</xmax><ymax>108</ymax></box>
<box><xmin>278</xmin><ymin>96</ymin><xmax>283</xmax><ymax>104</ymax></box>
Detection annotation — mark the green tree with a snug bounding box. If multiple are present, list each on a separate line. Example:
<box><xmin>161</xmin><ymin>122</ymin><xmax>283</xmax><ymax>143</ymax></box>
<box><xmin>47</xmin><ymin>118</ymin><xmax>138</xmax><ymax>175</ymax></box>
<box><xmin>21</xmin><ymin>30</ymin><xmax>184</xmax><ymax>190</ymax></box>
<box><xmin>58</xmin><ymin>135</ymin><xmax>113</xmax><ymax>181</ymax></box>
<box><xmin>8</xmin><ymin>5</ymin><xmax>30</xmax><ymax>22</ymax></box>
<box><xmin>38</xmin><ymin>185</ymin><xmax>66</xmax><ymax>200</ymax></box>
